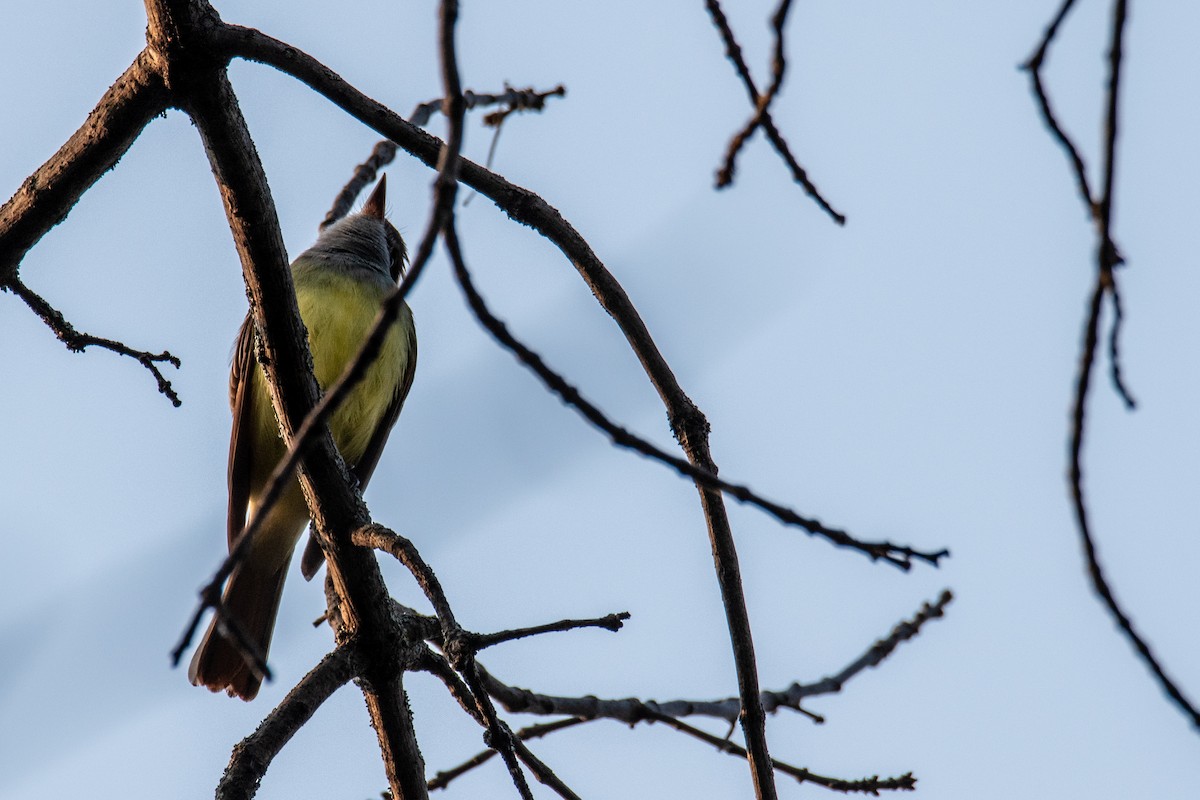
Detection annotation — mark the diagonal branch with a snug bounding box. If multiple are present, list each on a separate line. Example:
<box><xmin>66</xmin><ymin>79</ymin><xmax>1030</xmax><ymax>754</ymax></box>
<box><xmin>217</xmin><ymin>647</ymin><xmax>358</xmax><ymax>800</ymax></box>
<box><xmin>428</xmin><ymin>718</ymin><xmax>587</xmax><ymax>792</ymax></box>
<box><xmin>1021</xmin><ymin>0</ymin><xmax>1093</xmax><ymax>211</ymax></box>
<box><xmin>4</xmin><ymin>276</ymin><xmax>181</xmax><ymax>405</ymax></box>
<box><xmin>717</xmin><ymin>0</ymin><xmax>794</xmax><ymax>187</ymax></box>
<box><xmin>420</xmin><ymin>650</ymin><xmax>578</xmax><ymax>800</ymax></box>
<box><xmin>0</xmin><ymin>49</ymin><xmax>171</xmax><ymax>275</ymax></box>
<box><xmin>467</xmin><ymin>612</ymin><xmax>630</xmax><ymax>652</ymax></box>
<box><xmin>703</xmin><ymin>0</ymin><xmax>844</xmax><ymax>224</ymax></box>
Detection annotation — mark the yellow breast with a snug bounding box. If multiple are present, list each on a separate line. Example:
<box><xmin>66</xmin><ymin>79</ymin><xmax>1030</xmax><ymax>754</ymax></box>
<box><xmin>250</xmin><ymin>268</ymin><xmax>412</xmax><ymax>470</ymax></box>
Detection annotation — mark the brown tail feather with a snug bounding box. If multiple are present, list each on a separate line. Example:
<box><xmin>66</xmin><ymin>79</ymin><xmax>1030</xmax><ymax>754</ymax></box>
<box><xmin>188</xmin><ymin>561</ymin><xmax>288</xmax><ymax>701</ymax></box>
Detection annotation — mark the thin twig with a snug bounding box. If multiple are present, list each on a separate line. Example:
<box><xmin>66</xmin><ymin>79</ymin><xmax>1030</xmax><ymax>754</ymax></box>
<box><xmin>321</xmin><ymin>139</ymin><xmax>398</xmax><ymax>230</ymax></box>
<box><xmin>4</xmin><ymin>276</ymin><xmax>181</xmax><ymax>406</ymax></box>
<box><xmin>647</xmin><ymin>712</ymin><xmax>916</xmax><ymax>794</ymax></box>
<box><xmin>428</xmin><ymin>718</ymin><xmax>586</xmax><ymax>792</ymax></box>
<box><xmin>777</xmin><ymin>590</ymin><xmax>953</xmax><ymax>703</ymax></box>
<box><xmin>468</xmin><ymin>612</ymin><xmax>631</xmax><ymax>651</ymax></box>
<box><xmin>1106</xmin><ymin>278</ymin><xmax>1135</xmax><ymax>408</ymax></box>
<box><xmin>420</xmin><ymin>650</ymin><xmax>579</xmax><ymax>800</ymax></box>
<box><xmin>703</xmin><ymin>0</ymin><xmax>844</xmax><ymax>224</ymax></box>
<box><xmin>1022</xmin><ymin>0</ymin><xmax>1093</xmax><ymax>211</ymax></box>
<box><xmin>718</xmin><ymin>0</ymin><xmax>794</xmax><ymax>187</ymax></box>
<box><xmin>322</xmin><ymin>85</ymin><xmax>565</xmax><ymax>226</ymax></box>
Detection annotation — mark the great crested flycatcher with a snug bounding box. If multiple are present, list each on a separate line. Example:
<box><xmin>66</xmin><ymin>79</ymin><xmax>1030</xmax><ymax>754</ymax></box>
<box><xmin>190</xmin><ymin>176</ymin><xmax>416</xmax><ymax>700</ymax></box>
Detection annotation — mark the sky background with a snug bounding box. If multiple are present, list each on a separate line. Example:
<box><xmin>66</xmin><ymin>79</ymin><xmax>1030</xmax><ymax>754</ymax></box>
<box><xmin>2</xmin><ymin>1</ymin><xmax>1198</xmax><ymax>798</ymax></box>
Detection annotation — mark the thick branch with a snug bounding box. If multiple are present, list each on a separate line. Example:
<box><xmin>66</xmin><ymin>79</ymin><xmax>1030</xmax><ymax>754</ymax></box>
<box><xmin>0</xmin><ymin>50</ymin><xmax>171</xmax><ymax>275</ymax></box>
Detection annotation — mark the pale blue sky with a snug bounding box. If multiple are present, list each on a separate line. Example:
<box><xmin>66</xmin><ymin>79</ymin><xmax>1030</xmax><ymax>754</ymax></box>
<box><xmin>2</xmin><ymin>2</ymin><xmax>1198</xmax><ymax>798</ymax></box>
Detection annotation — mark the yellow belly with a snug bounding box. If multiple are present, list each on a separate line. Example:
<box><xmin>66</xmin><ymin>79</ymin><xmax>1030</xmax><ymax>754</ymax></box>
<box><xmin>248</xmin><ymin>269</ymin><xmax>410</xmax><ymax>497</ymax></box>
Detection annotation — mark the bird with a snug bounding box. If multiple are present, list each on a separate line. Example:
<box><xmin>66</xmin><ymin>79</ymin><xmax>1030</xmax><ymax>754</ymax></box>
<box><xmin>189</xmin><ymin>175</ymin><xmax>416</xmax><ymax>700</ymax></box>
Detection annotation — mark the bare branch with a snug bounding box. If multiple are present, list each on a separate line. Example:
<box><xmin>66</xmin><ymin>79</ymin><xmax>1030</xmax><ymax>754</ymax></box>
<box><xmin>320</xmin><ymin>139</ymin><xmax>399</xmax><ymax>230</ymax></box>
<box><xmin>1106</xmin><ymin>278</ymin><xmax>1135</xmax><ymax>408</ymax></box>
<box><xmin>3</xmin><ymin>276</ymin><xmax>181</xmax><ymax>406</ymax></box>
<box><xmin>410</xmin><ymin>84</ymin><xmax>566</xmax><ymax>128</ymax></box>
<box><xmin>428</xmin><ymin>718</ymin><xmax>586</xmax><ymax>792</ymax></box>
<box><xmin>419</xmin><ymin>650</ymin><xmax>577</xmax><ymax>800</ymax></box>
<box><xmin>1022</xmin><ymin>0</ymin><xmax>1136</xmax><ymax>409</ymax></box>
<box><xmin>217</xmin><ymin>647</ymin><xmax>358</xmax><ymax>800</ymax></box>
<box><xmin>0</xmin><ymin>50</ymin><xmax>171</xmax><ymax>275</ymax></box>
<box><xmin>718</xmin><ymin>0</ymin><xmax>794</xmax><ymax>187</ymax></box>
<box><xmin>468</xmin><ymin>612</ymin><xmax>631</xmax><ymax>652</ymax></box>
<box><xmin>1070</xmin><ymin>280</ymin><xmax>1200</xmax><ymax>731</ymax></box>
<box><xmin>777</xmin><ymin>590</ymin><xmax>952</xmax><ymax>703</ymax></box>
<box><xmin>703</xmin><ymin>0</ymin><xmax>845</xmax><ymax>225</ymax></box>
<box><xmin>647</xmin><ymin>712</ymin><xmax>916</xmax><ymax>795</ymax></box>
<box><xmin>1021</xmin><ymin>0</ymin><xmax>1093</xmax><ymax>210</ymax></box>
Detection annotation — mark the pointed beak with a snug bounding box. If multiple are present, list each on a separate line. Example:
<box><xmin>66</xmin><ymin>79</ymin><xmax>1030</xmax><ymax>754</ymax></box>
<box><xmin>363</xmin><ymin>174</ymin><xmax>388</xmax><ymax>219</ymax></box>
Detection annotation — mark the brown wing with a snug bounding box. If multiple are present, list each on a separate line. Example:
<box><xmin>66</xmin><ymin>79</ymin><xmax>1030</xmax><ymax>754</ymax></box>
<box><xmin>227</xmin><ymin>315</ymin><xmax>258</xmax><ymax>548</ymax></box>
<box><xmin>300</xmin><ymin>309</ymin><xmax>417</xmax><ymax>580</ymax></box>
